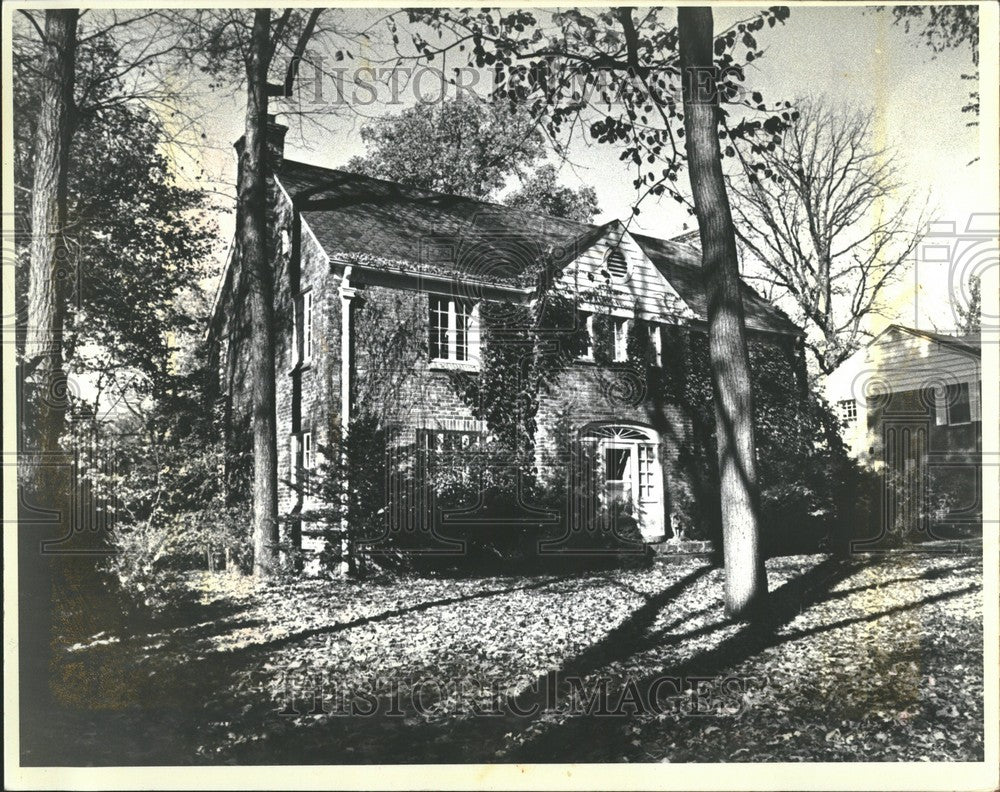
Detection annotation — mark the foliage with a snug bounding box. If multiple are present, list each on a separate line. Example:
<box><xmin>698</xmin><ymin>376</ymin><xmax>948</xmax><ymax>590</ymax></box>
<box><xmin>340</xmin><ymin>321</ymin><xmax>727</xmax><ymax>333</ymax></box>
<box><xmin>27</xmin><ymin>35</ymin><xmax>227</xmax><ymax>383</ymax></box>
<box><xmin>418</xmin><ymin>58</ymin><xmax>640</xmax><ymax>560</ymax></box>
<box><xmin>727</xmin><ymin>97</ymin><xmax>928</xmax><ymax>375</ymax></box>
<box><xmin>403</xmin><ymin>7</ymin><xmax>796</xmax><ymax>214</ymax></box>
<box><xmin>649</xmin><ymin>325</ymin><xmax>862</xmax><ymax>550</ymax></box>
<box><xmin>80</xmin><ymin>348</ymin><xmax>249</xmax><ymax>609</ymax></box>
<box><xmin>13</xmin><ymin>32</ymin><xmax>217</xmax><ymax>399</ymax></box>
<box><xmin>956</xmin><ymin>275</ymin><xmax>981</xmax><ymax>333</ymax></box>
<box><xmin>346</xmin><ymin>97</ymin><xmax>600</xmax><ymax>219</ymax></box>
<box><xmin>346</xmin><ymin>97</ymin><xmax>543</xmax><ymax>198</ymax></box>
<box><xmin>504</xmin><ymin>163</ymin><xmax>600</xmax><ymax>222</ymax></box>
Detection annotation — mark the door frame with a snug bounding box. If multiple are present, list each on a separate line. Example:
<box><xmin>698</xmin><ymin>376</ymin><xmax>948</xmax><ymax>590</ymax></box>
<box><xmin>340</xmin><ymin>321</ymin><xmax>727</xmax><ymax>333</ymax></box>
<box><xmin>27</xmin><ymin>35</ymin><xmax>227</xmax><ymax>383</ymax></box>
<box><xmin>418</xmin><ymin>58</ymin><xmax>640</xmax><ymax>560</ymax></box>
<box><xmin>580</xmin><ymin>422</ymin><xmax>665</xmax><ymax>542</ymax></box>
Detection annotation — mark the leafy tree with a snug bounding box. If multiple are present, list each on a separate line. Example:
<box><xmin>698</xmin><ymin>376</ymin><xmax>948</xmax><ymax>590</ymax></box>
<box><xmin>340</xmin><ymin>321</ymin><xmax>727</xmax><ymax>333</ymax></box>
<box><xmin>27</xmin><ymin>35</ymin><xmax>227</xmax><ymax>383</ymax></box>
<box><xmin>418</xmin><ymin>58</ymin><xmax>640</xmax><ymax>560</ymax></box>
<box><xmin>347</xmin><ymin>97</ymin><xmax>599</xmax><ymax>219</ymax></box>
<box><xmin>727</xmin><ymin>97</ymin><xmax>928</xmax><ymax>376</ymax></box>
<box><xmin>347</xmin><ymin>98</ymin><xmax>543</xmax><ymax>198</ymax></box>
<box><xmin>178</xmin><ymin>8</ymin><xmax>334</xmax><ymax>577</ymax></box>
<box><xmin>956</xmin><ymin>276</ymin><xmax>981</xmax><ymax>334</ymax></box>
<box><xmin>505</xmin><ymin>163</ymin><xmax>599</xmax><ymax>222</ymax></box>
<box><xmin>14</xmin><ymin>35</ymin><xmax>217</xmax><ymax>408</ymax></box>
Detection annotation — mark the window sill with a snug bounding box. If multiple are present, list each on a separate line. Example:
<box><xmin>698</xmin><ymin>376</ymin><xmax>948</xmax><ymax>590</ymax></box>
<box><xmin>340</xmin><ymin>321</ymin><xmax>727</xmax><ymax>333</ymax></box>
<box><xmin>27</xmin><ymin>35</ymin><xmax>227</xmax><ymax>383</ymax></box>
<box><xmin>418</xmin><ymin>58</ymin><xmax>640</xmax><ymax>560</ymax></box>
<box><xmin>429</xmin><ymin>359</ymin><xmax>480</xmax><ymax>372</ymax></box>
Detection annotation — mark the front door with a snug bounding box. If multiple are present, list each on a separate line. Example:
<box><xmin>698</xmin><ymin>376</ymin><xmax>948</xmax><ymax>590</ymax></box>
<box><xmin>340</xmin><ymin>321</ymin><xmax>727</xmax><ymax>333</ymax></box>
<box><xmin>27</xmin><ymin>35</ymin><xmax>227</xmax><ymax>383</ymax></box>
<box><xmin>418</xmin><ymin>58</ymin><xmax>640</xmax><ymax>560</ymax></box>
<box><xmin>588</xmin><ymin>425</ymin><xmax>665</xmax><ymax>542</ymax></box>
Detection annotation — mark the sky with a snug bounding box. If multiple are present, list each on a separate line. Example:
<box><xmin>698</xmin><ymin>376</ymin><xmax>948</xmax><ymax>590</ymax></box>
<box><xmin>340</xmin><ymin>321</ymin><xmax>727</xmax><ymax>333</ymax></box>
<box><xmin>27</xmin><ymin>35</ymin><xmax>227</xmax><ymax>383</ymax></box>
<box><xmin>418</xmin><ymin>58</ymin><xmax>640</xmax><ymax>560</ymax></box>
<box><xmin>163</xmin><ymin>5</ymin><xmax>986</xmax><ymax>335</ymax></box>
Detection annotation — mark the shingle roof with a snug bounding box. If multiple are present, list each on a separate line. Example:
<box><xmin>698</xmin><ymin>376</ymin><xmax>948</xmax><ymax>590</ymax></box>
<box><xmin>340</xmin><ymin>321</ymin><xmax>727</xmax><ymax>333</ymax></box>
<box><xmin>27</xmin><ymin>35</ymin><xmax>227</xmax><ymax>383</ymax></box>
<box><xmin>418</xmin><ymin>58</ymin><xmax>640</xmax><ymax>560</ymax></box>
<box><xmin>888</xmin><ymin>325</ymin><xmax>981</xmax><ymax>356</ymax></box>
<box><xmin>278</xmin><ymin>159</ymin><xmax>800</xmax><ymax>335</ymax></box>
<box><xmin>632</xmin><ymin>233</ymin><xmax>801</xmax><ymax>335</ymax></box>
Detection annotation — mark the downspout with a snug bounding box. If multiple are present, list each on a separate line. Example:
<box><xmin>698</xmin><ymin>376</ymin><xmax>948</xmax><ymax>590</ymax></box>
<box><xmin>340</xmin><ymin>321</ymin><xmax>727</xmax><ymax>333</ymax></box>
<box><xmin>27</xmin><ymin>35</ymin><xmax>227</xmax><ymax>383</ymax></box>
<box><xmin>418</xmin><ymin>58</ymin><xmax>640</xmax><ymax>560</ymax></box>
<box><xmin>338</xmin><ymin>265</ymin><xmax>356</xmax><ymax>574</ymax></box>
<box><xmin>339</xmin><ymin>265</ymin><xmax>356</xmax><ymax>431</ymax></box>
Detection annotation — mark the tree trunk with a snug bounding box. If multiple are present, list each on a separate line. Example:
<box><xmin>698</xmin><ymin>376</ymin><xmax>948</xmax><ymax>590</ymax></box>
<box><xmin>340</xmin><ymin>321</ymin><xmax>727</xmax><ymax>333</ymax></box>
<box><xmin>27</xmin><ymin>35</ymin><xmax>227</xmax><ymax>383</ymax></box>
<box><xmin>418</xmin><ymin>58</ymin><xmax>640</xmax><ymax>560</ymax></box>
<box><xmin>240</xmin><ymin>10</ymin><xmax>280</xmax><ymax>578</ymax></box>
<box><xmin>678</xmin><ymin>7</ymin><xmax>767</xmax><ymax>618</ymax></box>
<box><xmin>22</xmin><ymin>9</ymin><xmax>78</xmax><ymax>486</ymax></box>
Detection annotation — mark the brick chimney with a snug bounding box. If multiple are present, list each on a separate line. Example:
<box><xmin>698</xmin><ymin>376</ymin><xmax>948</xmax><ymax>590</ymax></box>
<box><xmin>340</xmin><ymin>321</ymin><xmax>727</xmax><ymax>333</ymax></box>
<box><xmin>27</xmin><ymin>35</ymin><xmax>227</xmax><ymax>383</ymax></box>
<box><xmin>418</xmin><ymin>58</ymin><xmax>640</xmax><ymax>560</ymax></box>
<box><xmin>234</xmin><ymin>113</ymin><xmax>288</xmax><ymax>168</ymax></box>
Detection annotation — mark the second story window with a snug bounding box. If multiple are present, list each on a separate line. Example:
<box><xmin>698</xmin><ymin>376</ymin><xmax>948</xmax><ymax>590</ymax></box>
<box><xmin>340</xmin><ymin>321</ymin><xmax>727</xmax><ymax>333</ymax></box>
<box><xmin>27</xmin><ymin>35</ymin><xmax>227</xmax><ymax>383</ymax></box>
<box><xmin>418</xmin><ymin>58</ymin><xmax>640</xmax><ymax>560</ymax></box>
<box><xmin>429</xmin><ymin>295</ymin><xmax>478</xmax><ymax>364</ymax></box>
<box><xmin>613</xmin><ymin>317</ymin><xmax>630</xmax><ymax>362</ymax></box>
<box><xmin>649</xmin><ymin>323</ymin><xmax>663</xmax><ymax>367</ymax></box>
<box><xmin>293</xmin><ymin>290</ymin><xmax>313</xmax><ymax>367</ymax></box>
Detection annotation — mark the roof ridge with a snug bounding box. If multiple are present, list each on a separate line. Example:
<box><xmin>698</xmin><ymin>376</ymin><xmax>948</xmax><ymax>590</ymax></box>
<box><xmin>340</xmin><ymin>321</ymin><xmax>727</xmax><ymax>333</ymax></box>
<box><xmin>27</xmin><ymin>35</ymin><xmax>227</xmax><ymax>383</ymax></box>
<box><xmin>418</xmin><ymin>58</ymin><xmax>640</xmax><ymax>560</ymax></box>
<box><xmin>280</xmin><ymin>157</ymin><xmax>602</xmax><ymax>232</ymax></box>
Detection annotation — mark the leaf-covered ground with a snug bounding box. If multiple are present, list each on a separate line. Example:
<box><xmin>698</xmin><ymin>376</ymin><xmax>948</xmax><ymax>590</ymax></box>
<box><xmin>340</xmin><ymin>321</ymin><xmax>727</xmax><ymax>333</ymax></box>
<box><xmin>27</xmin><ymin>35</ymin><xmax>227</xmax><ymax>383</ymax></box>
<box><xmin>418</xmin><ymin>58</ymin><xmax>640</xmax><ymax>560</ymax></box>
<box><xmin>35</xmin><ymin>551</ymin><xmax>983</xmax><ymax>764</ymax></box>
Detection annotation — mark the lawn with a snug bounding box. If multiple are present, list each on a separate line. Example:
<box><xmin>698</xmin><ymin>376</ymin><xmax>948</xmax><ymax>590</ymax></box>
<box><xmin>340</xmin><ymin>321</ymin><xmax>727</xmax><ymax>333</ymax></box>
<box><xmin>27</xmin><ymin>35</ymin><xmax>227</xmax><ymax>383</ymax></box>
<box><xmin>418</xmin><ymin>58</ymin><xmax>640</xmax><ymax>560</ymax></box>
<box><xmin>31</xmin><ymin>550</ymin><xmax>983</xmax><ymax>765</ymax></box>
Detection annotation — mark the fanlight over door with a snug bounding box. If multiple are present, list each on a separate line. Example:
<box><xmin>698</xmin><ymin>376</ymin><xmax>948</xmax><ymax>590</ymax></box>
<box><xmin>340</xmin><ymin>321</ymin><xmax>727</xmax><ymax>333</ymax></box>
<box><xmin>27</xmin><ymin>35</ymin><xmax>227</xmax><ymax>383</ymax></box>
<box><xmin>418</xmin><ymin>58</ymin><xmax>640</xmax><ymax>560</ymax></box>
<box><xmin>581</xmin><ymin>424</ymin><xmax>665</xmax><ymax>542</ymax></box>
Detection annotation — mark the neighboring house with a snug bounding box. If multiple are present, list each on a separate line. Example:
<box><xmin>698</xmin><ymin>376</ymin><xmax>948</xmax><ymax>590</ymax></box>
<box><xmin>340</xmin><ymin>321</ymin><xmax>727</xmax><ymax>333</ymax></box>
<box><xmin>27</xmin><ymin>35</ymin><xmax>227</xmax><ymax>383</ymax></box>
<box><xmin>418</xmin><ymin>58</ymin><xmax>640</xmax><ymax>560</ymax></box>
<box><xmin>824</xmin><ymin>345</ymin><xmax>869</xmax><ymax>459</ymax></box>
<box><xmin>208</xmin><ymin>118</ymin><xmax>804</xmax><ymax>568</ymax></box>
<box><xmin>836</xmin><ymin>324</ymin><xmax>983</xmax><ymax>538</ymax></box>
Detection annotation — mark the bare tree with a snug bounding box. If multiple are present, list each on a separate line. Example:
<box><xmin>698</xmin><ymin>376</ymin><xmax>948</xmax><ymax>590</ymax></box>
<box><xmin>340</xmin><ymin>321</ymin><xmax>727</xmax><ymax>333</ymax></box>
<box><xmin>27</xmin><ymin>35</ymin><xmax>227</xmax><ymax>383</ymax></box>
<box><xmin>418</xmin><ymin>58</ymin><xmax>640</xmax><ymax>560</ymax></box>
<box><xmin>679</xmin><ymin>7</ymin><xmax>766</xmax><ymax>618</ymax></box>
<box><xmin>728</xmin><ymin>98</ymin><xmax>928</xmax><ymax>376</ymax></box>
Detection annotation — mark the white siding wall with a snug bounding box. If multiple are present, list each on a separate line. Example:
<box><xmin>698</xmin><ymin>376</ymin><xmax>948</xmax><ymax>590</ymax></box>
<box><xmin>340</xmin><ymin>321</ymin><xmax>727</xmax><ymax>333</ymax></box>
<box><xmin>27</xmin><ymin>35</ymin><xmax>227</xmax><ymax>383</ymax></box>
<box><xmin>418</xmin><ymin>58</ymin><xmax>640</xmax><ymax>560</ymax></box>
<box><xmin>866</xmin><ymin>328</ymin><xmax>981</xmax><ymax>401</ymax></box>
<box><xmin>557</xmin><ymin>226</ymin><xmax>695</xmax><ymax>321</ymax></box>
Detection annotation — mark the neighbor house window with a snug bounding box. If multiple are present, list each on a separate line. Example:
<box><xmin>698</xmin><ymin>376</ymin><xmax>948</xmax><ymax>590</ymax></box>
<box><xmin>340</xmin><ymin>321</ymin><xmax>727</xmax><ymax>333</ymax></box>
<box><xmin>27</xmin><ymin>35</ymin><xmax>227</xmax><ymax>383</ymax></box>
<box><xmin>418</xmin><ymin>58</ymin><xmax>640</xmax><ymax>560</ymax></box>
<box><xmin>612</xmin><ymin>317</ymin><xmax>630</xmax><ymax>362</ymax></box>
<box><xmin>946</xmin><ymin>382</ymin><xmax>971</xmax><ymax>425</ymax></box>
<box><xmin>429</xmin><ymin>296</ymin><xmax>478</xmax><ymax>364</ymax></box>
<box><xmin>838</xmin><ymin>399</ymin><xmax>858</xmax><ymax>423</ymax></box>
<box><xmin>293</xmin><ymin>290</ymin><xmax>313</xmax><ymax>367</ymax></box>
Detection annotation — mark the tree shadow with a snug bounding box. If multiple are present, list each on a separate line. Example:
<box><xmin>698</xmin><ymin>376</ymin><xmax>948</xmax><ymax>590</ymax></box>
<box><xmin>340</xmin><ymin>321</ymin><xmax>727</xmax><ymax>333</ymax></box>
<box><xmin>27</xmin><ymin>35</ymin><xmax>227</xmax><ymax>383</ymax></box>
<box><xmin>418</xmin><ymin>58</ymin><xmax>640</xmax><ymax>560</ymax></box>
<box><xmin>213</xmin><ymin>574</ymin><xmax>577</xmax><ymax>659</ymax></box>
<box><xmin>508</xmin><ymin>553</ymin><xmax>979</xmax><ymax>762</ymax></box>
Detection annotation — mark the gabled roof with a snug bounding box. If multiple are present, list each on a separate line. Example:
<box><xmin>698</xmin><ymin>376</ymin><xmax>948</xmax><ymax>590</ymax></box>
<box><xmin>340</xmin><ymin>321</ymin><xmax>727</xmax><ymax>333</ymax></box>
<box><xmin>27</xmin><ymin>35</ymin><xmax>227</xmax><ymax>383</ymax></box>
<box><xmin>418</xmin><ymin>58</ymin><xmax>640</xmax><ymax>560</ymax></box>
<box><xmin>276</xmin><ymin>159</ymin><xmax>801</xmax><ymax>335</ymax></box>
<box><xmin>872</xmin><ymin>324</ymin><xmax>981</xmax><ymax>357</ymax></box>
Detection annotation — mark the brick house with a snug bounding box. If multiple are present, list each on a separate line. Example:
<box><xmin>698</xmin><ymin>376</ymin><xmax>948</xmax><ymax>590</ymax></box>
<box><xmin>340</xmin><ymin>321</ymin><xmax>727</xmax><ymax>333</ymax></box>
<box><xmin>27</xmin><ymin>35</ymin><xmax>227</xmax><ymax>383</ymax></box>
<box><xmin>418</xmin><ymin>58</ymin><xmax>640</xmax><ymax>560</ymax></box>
<box><xmin>207</xmin><ymin>119</ymin><xmax>805</xmax><ymax>568</ymax></box>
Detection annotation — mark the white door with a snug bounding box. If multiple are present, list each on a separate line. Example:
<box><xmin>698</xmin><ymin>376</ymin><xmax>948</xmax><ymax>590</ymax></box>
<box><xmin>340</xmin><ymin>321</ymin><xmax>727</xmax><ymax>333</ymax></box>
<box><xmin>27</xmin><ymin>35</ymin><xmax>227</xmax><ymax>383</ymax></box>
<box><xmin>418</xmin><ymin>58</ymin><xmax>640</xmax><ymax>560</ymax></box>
<box><xmin>588</xmin><ymin>425</ymin><xmax>665</xmax><ymax>542</ymax></box>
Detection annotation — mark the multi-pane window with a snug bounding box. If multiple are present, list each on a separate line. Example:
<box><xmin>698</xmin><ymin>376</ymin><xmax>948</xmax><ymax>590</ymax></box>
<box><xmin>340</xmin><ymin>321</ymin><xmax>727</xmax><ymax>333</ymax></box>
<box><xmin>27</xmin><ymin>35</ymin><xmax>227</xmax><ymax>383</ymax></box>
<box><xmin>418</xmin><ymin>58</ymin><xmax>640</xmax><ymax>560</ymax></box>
<box><xmin>637</xmin><ymin>443</ymin><xmax>656</xmax><ymax>502</ymax></box>
<box><xmin>293</xmin><ymin>290</ymin><xmax>313</xmax><ymax>366</ymax></box>
<box><xmin>417</xmin><ymin>428</ymin><xmax>482</xmax><ymax>486</ymax></box>
<box><xmin>947</xmin><ymin>382</ymin><xmax>971</xmax><ymax>425</ymax></box>
<box><xmin>838</xmin><ymin>399</ymin><xmax>858</xmax><ymax>423</ymax></box>
<box><xmin>429</xmin><ymin>296</ymin><xmax>477</xmax><ymax>363</ymax></box>
<box><xmin>613</xmin><ymin>317</ymin><xmax>630</xmax><ymax>362</ymax></box>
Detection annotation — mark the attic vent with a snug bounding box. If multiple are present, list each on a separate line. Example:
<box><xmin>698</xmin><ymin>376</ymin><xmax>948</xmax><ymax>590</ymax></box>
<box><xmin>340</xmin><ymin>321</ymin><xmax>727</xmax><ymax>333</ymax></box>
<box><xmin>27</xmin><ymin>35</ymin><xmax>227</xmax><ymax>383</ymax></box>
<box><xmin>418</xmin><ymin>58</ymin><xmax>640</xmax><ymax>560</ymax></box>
<box><xmin>605</xmin><ymin>248</ymin><xmax>629</xmax><ymax>281</ymax></box>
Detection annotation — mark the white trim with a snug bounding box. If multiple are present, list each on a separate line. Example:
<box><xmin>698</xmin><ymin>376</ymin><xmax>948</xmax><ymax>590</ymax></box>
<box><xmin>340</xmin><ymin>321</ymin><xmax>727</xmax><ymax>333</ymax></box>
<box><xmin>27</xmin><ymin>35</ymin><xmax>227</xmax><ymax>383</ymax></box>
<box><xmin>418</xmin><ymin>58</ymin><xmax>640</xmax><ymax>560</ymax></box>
<box><xmin>429</xmin><ymin>295</ymin><xmax>479</xmax><ymax>367</ymax></box>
